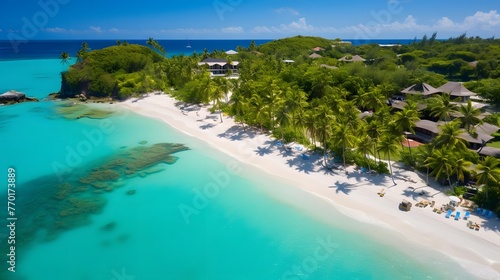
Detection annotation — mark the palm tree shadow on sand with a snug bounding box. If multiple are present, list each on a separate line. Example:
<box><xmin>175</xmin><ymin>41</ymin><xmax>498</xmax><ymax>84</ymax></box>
<box><xmin>217</xmin><ymin>125</ymin><xmax>258</xmax><ymax>141</ymax></box>
<box><xmin>255</xmin><ymin>145</ymin><xmax>273</xmax><ymax>156</ymax></box>
<box><xmin>285</xmin><ymin>156</ymin><xmax>315</xmax><ymax>174</ymax></box>
<box><xmin>329</xmin><ymin>182</ymin><xmax>356</xmax><ymax>195</ymax></box>
<box><xmin>200</xmin><ymin>123</ymin><xmax>216</xmax><ymax>130</ymax></box>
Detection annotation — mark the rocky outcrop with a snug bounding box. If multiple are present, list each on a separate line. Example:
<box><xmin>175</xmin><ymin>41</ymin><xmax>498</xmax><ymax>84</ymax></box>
<box><xmin>0</xmin><ymin>90</ymin><xmax>38</xmax><ymax>105</ymax></box>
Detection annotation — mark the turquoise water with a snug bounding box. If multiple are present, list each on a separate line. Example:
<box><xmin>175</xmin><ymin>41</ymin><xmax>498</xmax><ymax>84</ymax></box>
<box><xmin>0</xmin><ymin>59</ymin><xmax>475</xmax><ymax>279</ymax></box>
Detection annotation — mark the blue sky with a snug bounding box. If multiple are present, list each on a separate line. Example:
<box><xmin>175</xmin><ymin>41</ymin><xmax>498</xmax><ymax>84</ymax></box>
<box><xmin>1</xmin><ymin>0</ymin><xmax>499</xmax><ymax>40</ymax></box>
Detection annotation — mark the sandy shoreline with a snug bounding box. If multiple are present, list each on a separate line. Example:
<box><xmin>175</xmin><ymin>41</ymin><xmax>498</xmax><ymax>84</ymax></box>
<box><xmin>119</xmin><ymin>94</ymin><xmax>500</xmax><ymax>278</ymax></box>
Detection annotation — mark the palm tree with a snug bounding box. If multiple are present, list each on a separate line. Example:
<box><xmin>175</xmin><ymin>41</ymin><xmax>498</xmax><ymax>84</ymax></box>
<box><xmin>428</xmin><ymin>93</ymin><xmax>458</xmax><ymax>122</ymax></box>
<box><xmin>76</xmin><ymin>42</ymin><xmax>90</xmax><ymax>63</ymax></box>
<box><xmin>357</xmin><ymin>135</ymin><xmax>374</xmax><ymax>172</ymax></box>
<box><xmin>358</xmin><ymin>87</ymin><xmax>386</xmax><ymax>112</ymax></box>
<box><xmin>304</xmin><ymin>109</ymin><xmax>317</xmax><ymax>147</ymax></box>
<box><xmin>146</xmin><ymin>37</ymin><xmax>166</xmax><ymax>55</ymax></box>
<box><xmin>416</xmin><ymin>144</ymin><xmax>434</xmax><ymax>185</ymax></box>
<box><xmin>433</xmin><ymin>120</ymin><xmax>468</xmax><ymax>151</ymax></box>
<box><xmin>275</xmin><ymin>104</ymin><xmax>292</xmax><ymax>147</ymax></box>
<box><xmin>475</xmin><ymin>156</ymin><xmax>500</xmax><ymax>199</ymax></box>
<box><xmin>457</xmin><ymin>99</ymin><xmax>483</xmax><ymax>133</ymax></box>
<box><xmin>315</xmin><ymin>104</ymin><xmax>335</xmax><ymax>163</ymax></box>
<box><xmin>249</xmin><ymin>93</ymin><xmax>267</xmax><ymax>130</ymax></box>
<box><xmin>424</xmin><ymin>148</ymin><xmax>454</xmax><ymax>186</ymax></box>
<box><xmin>60</xmin><ymin>52</ymin><xmax>70</xmax><ymax>64</ymax></box>
<box><xmin>332</xmin><ymin>121</ymin><xmax>357</xmax><ymax>171</ymax></box>
<box><xmin>365</xmin><ymin>118</ymin><xmax>383</xmax><ymax>163</ymax></box>
<box><xmin>386</xmin><ymin>121</ymin><xmax>405</xmax><ymax>152</ymax></box>
<box><xmin>229</xmin><ymin>91</ymin><xmax>248</xmax><ymax>127</ymax></box>
<box><xmin>263</xmin><ymin>80</ymin><xmax>283</xmax><ymax>130</ymax></box>
<box><xmin>212</xmin><ymin>77</ymin><xmax>230</xmax><ymax>123</ymax></box>
<box><xmin>377</xmin><ymin>133</ymin><xmax>400</xmax><ymax>185</ymax></box>
<box><xmin>453</xmin><ymin>156</ymin><xmax>472</xmax><ymax>184</ymax></box>
<box><xmin>81</xmin><ymin>42</ymin><xmax>90</xmax><ymax>52</ymax></box>
<box><xmin>284</xmin><ymin>86</ymin><xmax>309</xmax><ymax>137</ymax></box>
<box><xmin>393</xmin><ymin>102</ymin><xmax>420</xmax><ymax>158</ymax></box>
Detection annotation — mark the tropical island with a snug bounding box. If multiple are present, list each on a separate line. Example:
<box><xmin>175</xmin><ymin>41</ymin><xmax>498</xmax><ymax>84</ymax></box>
<box><xmin>58</xmin><ymin>35</ymin><xmax>500</xmax><ymax>219</ymax></box>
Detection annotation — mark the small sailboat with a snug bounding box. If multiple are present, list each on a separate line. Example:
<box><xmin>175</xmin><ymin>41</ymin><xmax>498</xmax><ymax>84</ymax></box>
<box><xmin>186</xmin><ymin>38</ymin><xmax>192</xmax><ymax>48</ymax></box>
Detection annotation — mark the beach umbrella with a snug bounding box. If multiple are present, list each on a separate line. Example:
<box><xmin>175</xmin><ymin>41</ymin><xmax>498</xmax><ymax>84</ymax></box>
<box><xmin>448</xmin><ymin>196</ymin><xmax>460</xmax><ymax>203</ymax></box>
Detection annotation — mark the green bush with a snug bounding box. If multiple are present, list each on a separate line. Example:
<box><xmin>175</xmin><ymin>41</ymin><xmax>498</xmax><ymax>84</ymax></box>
<box><xmin>374</xmin><ymin>161</ymin><xmax>390</xmax><ymax>175</ymax></box>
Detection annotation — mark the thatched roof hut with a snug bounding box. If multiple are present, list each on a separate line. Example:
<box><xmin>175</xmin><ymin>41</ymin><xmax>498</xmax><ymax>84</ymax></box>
<box><xmin>437</xmin><ymin>82</ymin><xmax>477</xmax><ymax>99</ymax></box>
<box><xmin>401</xmin><ymin>83</ymin><xmax>439</xmax><ymax>96</ymax></box>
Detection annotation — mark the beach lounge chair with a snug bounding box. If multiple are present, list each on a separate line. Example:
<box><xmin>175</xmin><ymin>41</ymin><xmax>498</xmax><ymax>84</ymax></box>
<box><xmin>464</xmin><ymin>211</ymin><xmax>470</xmax><ymax>220</ymax></box>
<box><xmin>475</xmin><ymin>207</ymin><xmax>482</xmax><ymax>215</ymax></box>
<box><xmin>301</xmin><ymin>153</ymin><xmax>309</xmax><ymax>160</ymax></box>
<box><xmin>455</xmin><ymin>212</ymin><xmax>461</xmax><ymax>220</ymax></box>
<box><xmin>467</xmin><ymin>220</ymin><xmax>473</xmax><ymax>229</ymax></box>
<box><xmin>481</xmin><ymin>209</ymin><xmax>488</xmax><ymax>217</ymax></box>
<box><xmin>445</xmin><ymin>209</ymin><xmax>452</xmax><ymax>218</ymax></box>
<box><xmin>487</xmin><ymin>211</ymin><xmax>493</xmax><ymax>219</ymax></box>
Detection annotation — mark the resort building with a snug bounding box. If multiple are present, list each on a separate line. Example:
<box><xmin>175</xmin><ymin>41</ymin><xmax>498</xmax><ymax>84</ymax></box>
<box><xmin>338</xmin><ymin>55</ymin><xmax>366</xmax><ymax>62</ymax></box>
<box><xmin>412</xmin><ymin>120</ymin><xmax>499</xmax><ymax>150</ymax></box>
<box><xmin>198</xmin><ymin>58</ymin><xmax>239</xmax><ymax>76</ymax></box>
<box><xmin>436</xmin><ymin>81</ymin><xmax>477</xmax><ymax>102</ymax></box>
<box><xmin>309</xmin><ymin>53</ymin><xmax>322</xmax><ymax>59</ymax></box>
<box><xmin>225</xmin><ymin>50</ymin><xmax>238</xmax><ymax>55</ymax></box>
<box><xmin>401</xmin><ymin>83</ymin><xmax>440</xmax><ymax>98</ymax></box>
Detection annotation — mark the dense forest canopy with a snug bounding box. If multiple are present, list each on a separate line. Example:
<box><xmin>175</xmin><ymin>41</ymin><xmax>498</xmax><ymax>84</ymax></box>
<box><xmin>59</xmin><ymin>35</ymin><xmax>500</xmax><ymax>214</ymax></box>
<box><xmin>60</xmin><ymin>43</ymin><xmax>166</xmax><ymax>100</ymax></box>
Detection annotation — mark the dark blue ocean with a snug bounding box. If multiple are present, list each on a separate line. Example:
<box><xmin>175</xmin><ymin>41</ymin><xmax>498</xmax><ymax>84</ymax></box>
<box><xmin>0</xmin><ymin>39</ymin><xmax>415</xmax><ymax>61</ymax></box>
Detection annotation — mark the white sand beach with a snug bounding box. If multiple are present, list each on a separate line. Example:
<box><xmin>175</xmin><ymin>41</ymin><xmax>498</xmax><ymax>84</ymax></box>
<box><xmin>120</xmin><ymin>94</ymin><xmax>500</xmax><ymax>278</ymax></box>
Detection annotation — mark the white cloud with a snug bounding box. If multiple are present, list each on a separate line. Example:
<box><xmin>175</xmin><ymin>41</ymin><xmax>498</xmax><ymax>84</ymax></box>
<box><xmin>248</xmin><ymin>10</ymin><xmax>500</xmax><ymax>38</ymax></box>
<box><xmin>90</xmin><ymin>26</ymin><xmax>102</xmax><ymax>33</ymax></box>
<box><xmin>221</xmin><ymin>26</ymin><xmax>244</xmax><ymax>34</ymax></box>
<box><xmin>287</xmin><ymin>18</ymin><xmax>313</xmax><ymax>31</ymax></box>
<box><xmin>160</xmin><ymin>28</ymin><xmax>217</xmax><ymax>34</ymax></box>
<box><xmin>435</xmin><ymin>17</ymin><xmax>455</xmax><ymax>30</ymax></box>
<box><xmin>462</xmin><ymin>10</ymin><xmax>500</xmax><ymax>29</ymax></box>
<box><xmin>44</xmin><ymin>27</ymin><xmax>67</xmax><ymax>33</ymax></box>
<box><xmin>275</xmin><ymin>7</ymin><xmax>300</xmax><ymax>16</ymax></box>
<box><xmin>252</xmin><ymin>26</ymin><xmax>273</xmax><ymax>33</ymax></box>
<box><xmin>109</xmin><ymin>28</ymin><xmax>120</xmax><ymax>33</ymax></box>
<box><xmin>251</xmin><ymin>18</ymin><xmax>317</xmax><ymax>34</ymax></box>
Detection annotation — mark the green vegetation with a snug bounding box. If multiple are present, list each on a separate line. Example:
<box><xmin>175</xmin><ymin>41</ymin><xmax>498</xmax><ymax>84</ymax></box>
<box><xmin>58</xmin><ymin>35</ymin><xmax>500</xmax><ymax>215</ymax></box>
<box><xmin>60</xmin><ymin>42</ymin><xmax>166</xmax><ymax>100</ymax></box>
<box><xmin>257</xmin><ymin>36</ymin><xmax>334</xmax><ymax>58</ymax></box>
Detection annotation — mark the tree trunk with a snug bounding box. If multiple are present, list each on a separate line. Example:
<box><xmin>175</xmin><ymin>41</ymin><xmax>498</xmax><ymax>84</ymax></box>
<box><xmin>406</xmin><ymin>137</ymin><xmax>413</xmax><ymax>161</ymax></box>
<box><xmin>218</xmin><ymin>99</ymin><xmax>223</xmax><ymax>123</ymax></box>
<box><xmin>365</xmin><ymin>154</ymin><xmax>371</xmax><ymax>173</ymax></box>
<box><xmin>388</xmin><ymin>155</ymin><xmax>396</xmax><ymax>185</ymax></box>
<box><xmin>342</xmin><ymin>145</ymin><xmax>347</xmax><ymax>173</ymax></box>
<box><xmin>426</xmin><ymin>167</ymin><xmax>429</xmax><ymax>185</ymax></box>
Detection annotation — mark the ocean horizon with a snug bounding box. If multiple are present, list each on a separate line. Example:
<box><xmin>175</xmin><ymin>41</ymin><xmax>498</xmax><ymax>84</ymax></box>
<box><xmin>0</xmin><ymin>39</ymin><xmax>419</xmax><ymax>61</ymax></box>
<box><xmin>0</xmin><ymin>44</ymin><xmax>476</xmax><ymax>279</ymax></box>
